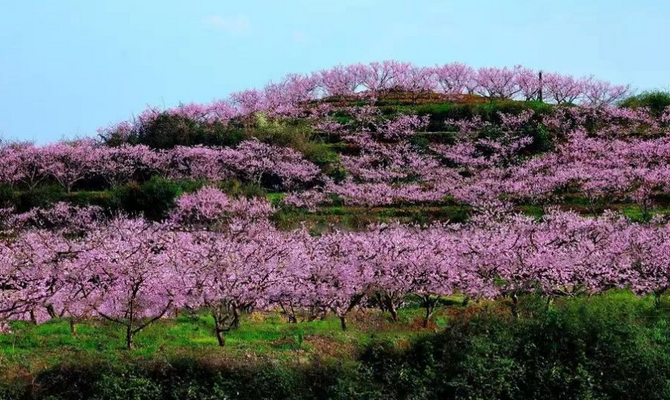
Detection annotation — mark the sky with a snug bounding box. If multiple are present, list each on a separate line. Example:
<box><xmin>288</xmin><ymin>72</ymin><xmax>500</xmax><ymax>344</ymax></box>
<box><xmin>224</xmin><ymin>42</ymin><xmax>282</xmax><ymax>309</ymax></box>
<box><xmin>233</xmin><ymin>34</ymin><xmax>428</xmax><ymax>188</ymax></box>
<box><xmin>0</xmin><ymin>0</ymin><xmax>668</xmax><ymax>144</ymax></box>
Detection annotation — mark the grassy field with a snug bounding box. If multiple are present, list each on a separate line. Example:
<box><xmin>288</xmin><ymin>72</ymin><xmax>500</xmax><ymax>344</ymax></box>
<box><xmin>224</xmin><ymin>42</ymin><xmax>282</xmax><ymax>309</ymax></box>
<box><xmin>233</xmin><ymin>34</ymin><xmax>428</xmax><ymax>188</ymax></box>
<box><xmin>0</xmin><ymin>305</ymin><xmax>453</xmax><ymax>374</ymax></box>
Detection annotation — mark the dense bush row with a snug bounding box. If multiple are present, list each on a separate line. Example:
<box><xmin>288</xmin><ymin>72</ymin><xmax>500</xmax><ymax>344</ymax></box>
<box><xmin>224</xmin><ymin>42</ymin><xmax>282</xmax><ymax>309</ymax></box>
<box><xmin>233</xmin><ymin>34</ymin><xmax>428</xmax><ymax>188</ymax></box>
<box><xmin>0</xmin><ymin>179</ymin><xmax>201</xmax><ymax>222</ymax></box>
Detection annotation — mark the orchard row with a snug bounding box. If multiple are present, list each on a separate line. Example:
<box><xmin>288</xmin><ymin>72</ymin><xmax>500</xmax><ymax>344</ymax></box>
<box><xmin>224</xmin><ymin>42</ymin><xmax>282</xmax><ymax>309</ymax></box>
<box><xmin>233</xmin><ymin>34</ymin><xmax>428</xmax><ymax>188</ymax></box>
<box><xmin>2</xmin><ymin>187</ymin><xmax>670</xmax><ymax>348</ymax></box>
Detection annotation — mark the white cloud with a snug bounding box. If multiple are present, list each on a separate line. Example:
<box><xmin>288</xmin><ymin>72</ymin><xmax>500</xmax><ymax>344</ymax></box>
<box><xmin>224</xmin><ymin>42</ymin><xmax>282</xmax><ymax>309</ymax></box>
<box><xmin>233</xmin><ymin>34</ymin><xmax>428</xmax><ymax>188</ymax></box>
<box><xmin>203</xmin><ymin>14</ymin><xmax>250</xmax><ymax>35</ymax></box>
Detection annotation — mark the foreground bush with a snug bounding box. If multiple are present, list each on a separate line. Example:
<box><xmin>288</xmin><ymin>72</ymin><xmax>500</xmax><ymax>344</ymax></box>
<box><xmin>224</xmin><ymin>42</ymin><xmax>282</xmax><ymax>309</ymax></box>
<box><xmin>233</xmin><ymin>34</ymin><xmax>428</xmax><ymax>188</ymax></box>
<box><xmin>361</xmin><ymin>293</ymin><xmax>670</xmax><ymax>400</ymax></box>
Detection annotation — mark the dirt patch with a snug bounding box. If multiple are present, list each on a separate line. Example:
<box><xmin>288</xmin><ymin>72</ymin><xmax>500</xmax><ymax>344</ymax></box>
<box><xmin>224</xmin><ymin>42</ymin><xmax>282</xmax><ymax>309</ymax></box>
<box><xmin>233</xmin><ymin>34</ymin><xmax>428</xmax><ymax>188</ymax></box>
<box><xmin>302</xmin><ymin>335</ymin><xmax>357</xmax><ymax>359</ymax></box>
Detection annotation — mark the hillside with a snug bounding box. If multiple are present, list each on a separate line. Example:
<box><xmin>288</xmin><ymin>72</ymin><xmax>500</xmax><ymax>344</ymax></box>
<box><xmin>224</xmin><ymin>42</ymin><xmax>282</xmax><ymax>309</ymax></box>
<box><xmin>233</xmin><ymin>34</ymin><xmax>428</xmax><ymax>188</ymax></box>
<box><xmin>2</xmin><ymin>62</ymin><xmax>670</xmax><ymax>400</ymax></box>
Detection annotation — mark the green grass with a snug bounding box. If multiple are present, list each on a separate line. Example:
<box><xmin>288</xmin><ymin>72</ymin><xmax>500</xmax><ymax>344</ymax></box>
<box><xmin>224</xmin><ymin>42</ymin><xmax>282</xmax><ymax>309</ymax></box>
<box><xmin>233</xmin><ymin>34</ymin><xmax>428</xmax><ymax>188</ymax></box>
<box><xmin>0</xmin><ymin>307</ymin><xmax>443</xmax><ymax>376</ymax></box>
<box><xmin>266</xmin><ymin>192</ymin><xmax>286</xmax><ymax>206</ymax></box>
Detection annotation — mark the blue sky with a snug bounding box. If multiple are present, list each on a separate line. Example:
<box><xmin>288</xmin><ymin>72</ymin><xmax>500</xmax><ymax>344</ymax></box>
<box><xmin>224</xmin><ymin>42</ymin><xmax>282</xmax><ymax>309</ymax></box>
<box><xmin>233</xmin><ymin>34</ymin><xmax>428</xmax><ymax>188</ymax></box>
<box><xmin>1</xmin><ymin>0</ymin><xmax>668</xmax><ymax>143</ymax></box>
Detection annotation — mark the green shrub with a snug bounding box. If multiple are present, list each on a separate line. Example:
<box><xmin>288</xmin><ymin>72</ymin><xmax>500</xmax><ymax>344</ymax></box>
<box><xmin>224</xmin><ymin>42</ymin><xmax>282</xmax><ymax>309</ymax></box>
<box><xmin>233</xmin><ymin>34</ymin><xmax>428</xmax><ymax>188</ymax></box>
<box><xmin>65</xmin><ymin>191</ymin><xmax>115</xmax><ymax>209</ymax></box>
<box><xmin>23</xmin><ymin>358</ymin><xmax>376</xmax><ymax>400</ymax></box>
<box><xmin>173</xmin><ymin>179</ymin><xmax>206</xmax><ymax>194</ymax></box>
<box><xmin>299</xmin><ymin>141</ymin><xmax>340</xmax><ymax>165</ymax></box>
<box><xmin>0</xmin><ymin>385</ymin><xmax>26</xmax><ymax>400</ymax></box>
<box><xmin>105</xmin><ymin>112</ymin><xmax>245</xmax><ymax>149</ymax></box>
<box><xmin>358</xmin><ymin>292</ymin><xmax>670</xmax><ymax>400</ymax></box>
<box><xmin>408</xmin><ymin>135</ymin><xmax>430</xmax><ymax>152</ymax></box>
<box><xmin>111</xmin><ymin>177</ymin><xmax>182</xmax><ymax>220</ymax></box>
<box><xmin>250</xmin><ymin>116</ymin><xmax>341</xmax><ymax>167</ymax></box>
<box><xmin>322</xmin><ymin>163</ymin><xmax>347</xmax><ymax>182</ymax></box>
<box><xmin>92</xmin><ymin>374</ymin><xmax>162</xmax><ymax>400</ymax></box>
<box><xmin>252</xmin><ymin>116</ymin><xmax>312</xmax><ymax>145</ymax></box>
<box><xmin>0</xmin><ymin>185</ymin><xmax>20</xmax><ymax>209</ymax></box>
<box><xmin>217</xmin><ymin>179</ymin><xmax>267</xmax><ymax>198</ymax></box>
<box><xmin>620</xmin><ymin>91</ymin><xmax>670</xmax><ymax>116</ymax></box>
<box><xmin>17</xmin><ymin>184</ymin><xmax>66</xmax><ymax>212</ymax></box>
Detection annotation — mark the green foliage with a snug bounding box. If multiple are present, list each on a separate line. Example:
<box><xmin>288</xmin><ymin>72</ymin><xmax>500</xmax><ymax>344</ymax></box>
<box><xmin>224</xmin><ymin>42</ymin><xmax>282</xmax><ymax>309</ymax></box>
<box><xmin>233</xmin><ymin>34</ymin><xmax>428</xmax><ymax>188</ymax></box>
<box><xmin>272</xmin><ymin>204</ymin><xmax>469</xmax><ymax>231</ymax></box>
<box><xmin>7</xmin><ymin>180</ymin><xmax>202</xmax><ymax>213</ymax></box>
<box><xmin>528</xmin><ymin>123</ymin><xmax>552</xmax><ymax>153</ymax></box>
<box><xmin>252</xmin><ymin>115</ymin><xmax>312</xmax><ymax>146</ymax></box>
<box><xmin>0</xmin><ymin>184</ymin><xmax>20</xmax><ymax>209</ymax></box>
<box><xmin>172</xmin><ymin>179</ymin><xmax>207</xmax><ymax>194</ymax></box>
<box><xmin>620</xmin><ymin>91</ymin><xmax>670</xmax><ymax>116</ymax></box>
<box><xmin>266</xmin><ymin>192</ymin><xmax>286</xmax><ymax>207</ymax></box>
<box><xmin>217</xmin><ymin>179</ymin><xmax>267</xmax><ymax>198</ymax></box>
<box><xmin>300</xmin><ymin>141</ymin><xmax>340</xmax><ymax>165</ymax></box>
<box><xmin>322</xmin><ymin>163</ymin><xmax>347</xmax><ymax>182</ymax></box>
<box><xmin>360</xmin><ymin>291</ymin><xmax>670</xmax><ymax>400</ymax></box>
<box><xmin>64</xmin><ymin>190</ymin><xmax>115</xmax><ymax>209</ymax></box>
<box><xmin>17</xmin><ymin>184</ymin><xmax>66</xmax><ymax>212</ymax></box>
<box><xmin>23</xmin><ymin>359</ymin><xmax>379</xmax><ymax>400</ymax></box>
<box><xmin>251</xmin><ymin>116</ymin><xmax>340</xmax><ymax>167</ymax></box>
<box><xmin>110</xmin><ymin>176</ymin><xmax>182</xmax><ymax>220</ymax></box>
<box><xmin>408</xmin><ymin>135</ymin><xmax>431</xmax><ymax>152</ymax></box>
<box><xmin>105</xmin><ymin>112</ymin><xmax>245</xmax><ymax>149</ymax></box>
<box><xmin>393</xmin><ymin>100</ymin><xmax>555</xmax><ymax>132</ymax></box>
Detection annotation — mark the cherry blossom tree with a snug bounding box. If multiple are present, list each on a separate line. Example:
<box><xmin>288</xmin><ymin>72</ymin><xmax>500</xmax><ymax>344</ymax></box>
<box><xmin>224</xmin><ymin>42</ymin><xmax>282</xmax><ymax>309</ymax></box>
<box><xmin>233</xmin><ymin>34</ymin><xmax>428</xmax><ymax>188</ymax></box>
<box><xmin>78</xmin><ymin>218</ymin><xmax>182</xmax><ymax>349</ymax></box>
<box><xmin>41</xmin><ymin>141</ymin><xmax>99</xmax><ymax>192</ymax></box>
<box><xmin>432</xmin><ymin>63</ymin><xmax>476</xmax><ymax>95</ymax></box>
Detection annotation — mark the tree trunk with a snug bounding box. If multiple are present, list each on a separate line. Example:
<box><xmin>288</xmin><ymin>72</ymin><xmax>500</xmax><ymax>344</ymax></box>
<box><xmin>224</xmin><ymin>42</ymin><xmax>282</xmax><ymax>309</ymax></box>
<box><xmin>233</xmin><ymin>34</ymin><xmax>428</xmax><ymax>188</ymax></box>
<box><xmin>215</xmin><ymin>326</ymin><xmax>226</xmax><ymax>347</ymax></box>
<box><xmin>232</xmin><ymin>307</ymin><xmax>240</xmax><ymax>329</ymax></box>
<box><xmin>422</xmin><ymin>296</ymin><xmax>437</xmax><ymax>328</ymax></box>
<box><xmin>69</xmin><ymin>319</ymin><xmax>77</xmax><ymax>336</ymax></box>
<box><xmin>387</xmin><ymin>299</ymin><xmax>398</xmax><ymax>322</ymax></box>
<box><xmin>280</xmin><ymin>303</ymin><xmax>297</xmax><ymax>323</ymax></box>
<box><xmin>212</xmin><ymin>313</ymin><xmax>227</xmax><ymax>347</ymax></box>
<box><xmin>511</xmin><ymin>293</ymin><xmax>519</xmax><ymax>319</ymax></box>
<box><xmin>45</xmin><ymin>304</ymin><xmax>57</xmax><ymax>319</ymax></box>
<box><xmin>339</xmin><ymin>316</ymin><xmax>347</xmax><ymax>331</ymax></box>
<box><xmin>126</xmin><ymin>326</ymin><xmax>134</xmax><ymax>350</ymax></box>
<box><xmin>380</xmin><ymin>294</ymin><xmax>401</xmax><ymax>322</ymax></box>
<box><xmin>423</xmin><ymin>307</ymin><xmax>433</xmax><ymax>328</ymax></box>
<box><xmin>389</xmin><ymin>307</ymin><xmax>398</xmax><ymax>322</ymax></box>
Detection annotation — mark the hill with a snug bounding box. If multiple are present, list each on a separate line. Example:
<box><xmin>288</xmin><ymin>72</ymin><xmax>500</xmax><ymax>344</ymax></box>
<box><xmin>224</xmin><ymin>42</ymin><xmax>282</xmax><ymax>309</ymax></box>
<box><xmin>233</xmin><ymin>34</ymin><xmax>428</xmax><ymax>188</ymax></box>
<box><xmin>2</xmin><ymin>62</ymin><xmax>670</xmax><ymax>400</ymax></box>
